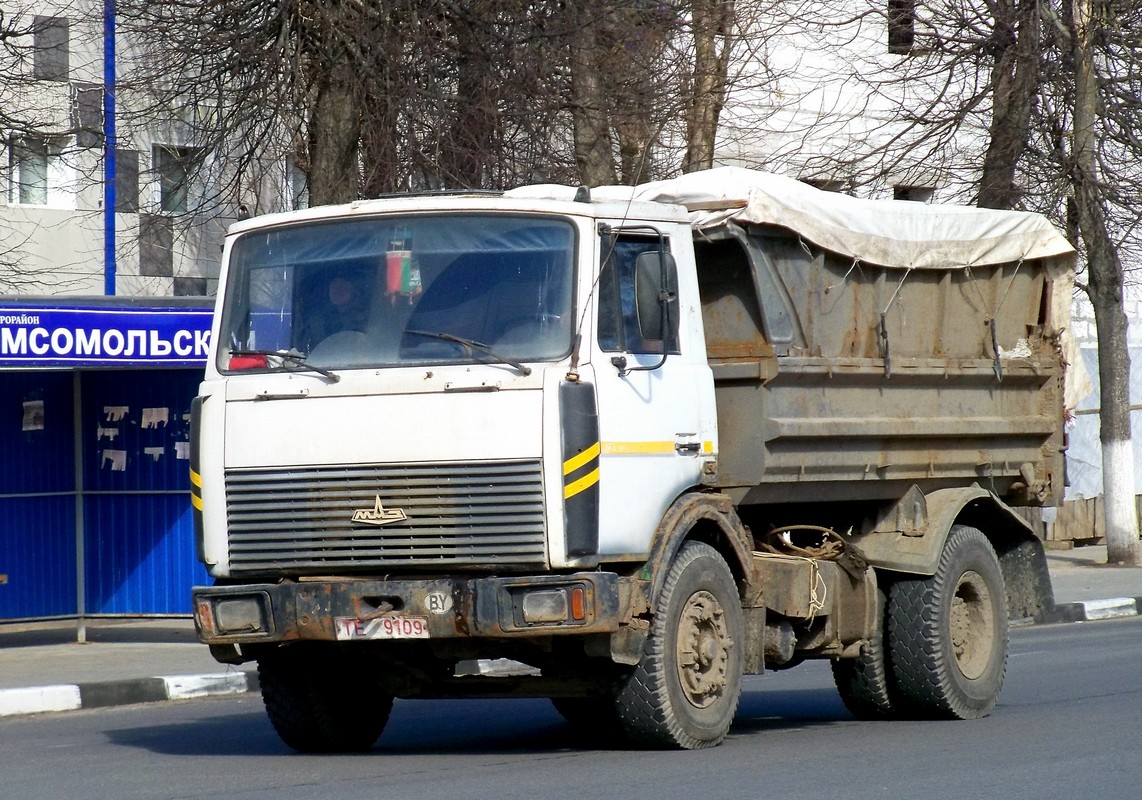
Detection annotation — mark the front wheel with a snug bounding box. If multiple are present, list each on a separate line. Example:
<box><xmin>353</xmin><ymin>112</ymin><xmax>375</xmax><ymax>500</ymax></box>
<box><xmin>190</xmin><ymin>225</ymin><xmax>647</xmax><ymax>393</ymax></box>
<box><xmin>887</xmin><ymin>525</ymin><xmax>1008</xmax><ymax>719</ymax></box>
<box><xmin>613</xmin><ymin>541</ymin><xmax>744</xmax><ymax>749</ymax></box>
<box><xmin>258</xmin><ymin>645</ymin><xmax>393</xmax><ymax>753</ymax></box>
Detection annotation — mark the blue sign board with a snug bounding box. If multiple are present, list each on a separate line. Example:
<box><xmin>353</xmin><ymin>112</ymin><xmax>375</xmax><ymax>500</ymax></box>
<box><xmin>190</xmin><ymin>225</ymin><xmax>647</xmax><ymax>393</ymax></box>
<box><xmin>0</xmin><ymin>305</ymin><xmax>213</xmax><ymax>367</ymax></box>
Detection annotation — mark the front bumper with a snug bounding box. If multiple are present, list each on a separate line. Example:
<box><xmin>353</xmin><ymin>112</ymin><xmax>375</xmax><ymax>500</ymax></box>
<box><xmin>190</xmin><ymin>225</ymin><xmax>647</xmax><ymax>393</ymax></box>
<box><xmin>193</xmin><ymin>572</ymin><xmax>625</xmax><ymax>649</ymax></box>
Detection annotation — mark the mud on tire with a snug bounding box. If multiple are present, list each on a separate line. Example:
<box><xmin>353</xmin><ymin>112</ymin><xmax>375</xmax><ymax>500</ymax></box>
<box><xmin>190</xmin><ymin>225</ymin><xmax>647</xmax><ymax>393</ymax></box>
<box><xmin>613</xmin><ymin>541</ymin><xmax>744</xmax><ymax>749</ymax></box>
<box><xmin>887</xmin><ymin>524</ymin><xmax>1008</xmax><ymax>720</ymax></box>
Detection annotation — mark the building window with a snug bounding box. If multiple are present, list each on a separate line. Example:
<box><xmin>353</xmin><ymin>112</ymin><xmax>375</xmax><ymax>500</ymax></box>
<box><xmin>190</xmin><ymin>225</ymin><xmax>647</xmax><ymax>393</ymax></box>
<box><xmin>289</xmin><ymin>160</ymin><xmax>309</xmax><ymax>210</ymax></box>
<box><xmin>9</xmin><ymin>138</ymin><xmax>48</xmax><ymax>204</ymax></box>
<box><xmin>73</xmin><ymin>84</ymin><xmax>104</xmax><ymax>148</ymax></box>
<box><xmin>887</xmin><ymin>0</ymin><xmax>915</xmax><ymax>55</ymax></box>
<box><xmin>116</xmin><ymin>149</ymin><xmax>140</xmax><ymax>213</ymax></box>
<box><xmin>8</xmin><ymin>136</ymin><xmax>73</xmax><ymax>207</ymax></box>
<box><xmin>140</xmin><ymin>213</ymin><xmax>174</xmax><ymax>276</ymax></box>
<box><xmin>800</xmin><ymin>177</ymin><xmax>850</xmax><ymax>194</ymax></box>
<box><xmin>894</xmin><ymin>185</ymin><xmax>934</xmax><ymax>203</ymax></box>
<box><xmin>174</xmin><ymin>277</ymin><xmax>208</xmax><ymax>296</ymax></box>
<box><xmin>33</xmin><ymin>16</ymin><xmax>69</xmax><ymax>81</ymax></box>
<box><xmin>153</xmin><ymin>144</ymin><xmax>196</xmax><ymax>213</ymax></box>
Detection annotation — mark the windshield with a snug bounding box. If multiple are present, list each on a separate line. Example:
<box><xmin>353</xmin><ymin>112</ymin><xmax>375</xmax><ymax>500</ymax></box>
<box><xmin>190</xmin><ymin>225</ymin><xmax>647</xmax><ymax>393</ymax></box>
<box><xmin>219</xmin><ymin>214</ymin><xmax>576</xmax><ymax>372</ymax></box>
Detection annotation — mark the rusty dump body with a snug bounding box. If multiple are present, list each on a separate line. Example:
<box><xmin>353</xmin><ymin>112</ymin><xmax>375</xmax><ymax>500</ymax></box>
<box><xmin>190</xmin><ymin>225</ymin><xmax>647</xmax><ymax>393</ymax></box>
<box><xmin>633</xmin><ymin>171</ymin><xmax>1077</xmax><ymax>648</ymax></box>
<box><xmin>684</xmin><ymin>204</ymin><xmax>1068</xmax><ymax>515</ymax></box>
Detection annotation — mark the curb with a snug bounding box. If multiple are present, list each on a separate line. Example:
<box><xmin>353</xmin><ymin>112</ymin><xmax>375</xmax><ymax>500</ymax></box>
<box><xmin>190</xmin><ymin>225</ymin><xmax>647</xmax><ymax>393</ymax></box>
<box><xmin>1035</xmin><ymin>596</ymin><xmax>1142</xmax><ymax>625</ymax></box>
<box><xmin>0</xmin><ymin>671</ymin><xmax>258</xmax><ymax>719</ymax></box>
<box><xmin>3</xmin><ymin>599</ymin><xmax>1141</xmax><ymax>719</ymax></box>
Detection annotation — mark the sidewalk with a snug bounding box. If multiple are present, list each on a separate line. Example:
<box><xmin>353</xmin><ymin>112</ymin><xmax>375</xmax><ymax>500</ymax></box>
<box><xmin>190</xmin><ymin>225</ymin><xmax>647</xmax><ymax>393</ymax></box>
<box><xmin>1</xmin><ymin>545</ymin><xmax>1140</xmax><ymax>719</ymax></box>
<box><xmin>1034</xmin><ymin>544</ymin><xmax>1142</xmax><ymax>623</ymax></box>
<box><xmin>0</xmin><ymin>618</ymin><xmax>255</xmax><ymax>717</ymax></box>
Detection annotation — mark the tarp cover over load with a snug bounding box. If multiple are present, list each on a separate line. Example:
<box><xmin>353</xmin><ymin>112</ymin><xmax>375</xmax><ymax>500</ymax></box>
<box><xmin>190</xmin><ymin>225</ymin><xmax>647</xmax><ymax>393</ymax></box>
<box><xmin>606</xmin><ymin>169</ymin><xmax>1072</xmax><ymax>507</ymax></box>
<box><xmin>622</xmin><ymin>167</ymin><xmax>1075</xmax><ymax>271</ymax></box>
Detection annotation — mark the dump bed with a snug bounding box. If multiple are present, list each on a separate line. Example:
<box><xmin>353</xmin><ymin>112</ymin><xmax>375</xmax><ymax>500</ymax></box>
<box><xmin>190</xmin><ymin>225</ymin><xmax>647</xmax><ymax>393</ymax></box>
<box><xmin>634</xmin><ymin>169</ymin><xmax>1073</xmax><ymax>507</ymax></box>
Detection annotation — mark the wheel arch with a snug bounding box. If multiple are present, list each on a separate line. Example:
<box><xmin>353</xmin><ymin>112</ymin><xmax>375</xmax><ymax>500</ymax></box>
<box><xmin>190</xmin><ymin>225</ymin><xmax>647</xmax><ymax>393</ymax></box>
<box><xmin>857</xmin><ymin>485</ymin><xmax>1055</xmax><ymax>620</ymax></box>
<box><xmin>644</xmin><ymin>491</ymin><xmax>759</xmax><ymax>607</ymax></box>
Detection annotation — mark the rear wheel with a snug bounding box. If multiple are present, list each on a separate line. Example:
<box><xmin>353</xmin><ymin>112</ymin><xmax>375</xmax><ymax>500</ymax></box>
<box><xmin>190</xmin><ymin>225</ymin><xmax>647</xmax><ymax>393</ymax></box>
<box><xmin>887</xmin><ymin>525</ymin><xmax>1008</xmax><ymax>719</ymax></box>
<box><xmin>831</xmin><ymin>585</ymin><xmax>908</xmax><ymax>719</ymax></box>
<box><xmin>613</xmin><ymin>541</ymin><xmax>744</xmax><ymax>749</ymax></box>
<box><xmin>258</xmin><ymin>645</ymin><xmax>393</xmax><ymax>753</ymax></box>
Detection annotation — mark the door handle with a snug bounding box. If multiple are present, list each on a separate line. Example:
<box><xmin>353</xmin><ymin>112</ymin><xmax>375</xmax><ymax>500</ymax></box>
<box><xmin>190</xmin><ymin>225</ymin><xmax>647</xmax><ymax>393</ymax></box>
<box><xmin>674</xmin><ymin>438</ymin><xmax>701</xmax><ymax>455</ymax></box>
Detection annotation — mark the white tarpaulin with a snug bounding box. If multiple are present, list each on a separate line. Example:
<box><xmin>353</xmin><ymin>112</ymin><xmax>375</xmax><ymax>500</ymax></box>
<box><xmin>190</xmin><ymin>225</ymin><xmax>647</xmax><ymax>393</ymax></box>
<box><xmin>616</xmin><ymin>167</ymin><xmax>1075</xmax><ymax>271</ymax></box>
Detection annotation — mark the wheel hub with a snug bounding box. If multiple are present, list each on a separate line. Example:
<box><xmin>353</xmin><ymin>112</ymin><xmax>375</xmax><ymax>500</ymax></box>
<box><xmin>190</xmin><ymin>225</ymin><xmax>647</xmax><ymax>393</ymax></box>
<box><xmin>950</xmin><ymin>569</ymin><xmax>994</xmax><ymax>680</ymax></box>
<box><xmin>676</xmin><ymin>590</ymin><xmax>735</xmax><ymax>708</ymax></box>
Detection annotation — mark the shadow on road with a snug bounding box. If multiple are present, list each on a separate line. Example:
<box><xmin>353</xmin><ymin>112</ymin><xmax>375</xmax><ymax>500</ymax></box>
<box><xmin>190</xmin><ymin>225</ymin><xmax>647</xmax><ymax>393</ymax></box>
<box><xmin>103</xmin><ymin>687</ymin><xmax>856</xmax><ymax>758</ymax></box>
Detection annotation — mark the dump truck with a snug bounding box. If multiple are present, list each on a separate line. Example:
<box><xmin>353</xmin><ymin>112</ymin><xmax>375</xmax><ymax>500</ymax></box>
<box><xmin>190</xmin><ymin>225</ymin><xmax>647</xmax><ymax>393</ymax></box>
<box><xmin>190</xmin><ymin>167</ymin><xmax>1073</xmax><ymax>751</ymax></box>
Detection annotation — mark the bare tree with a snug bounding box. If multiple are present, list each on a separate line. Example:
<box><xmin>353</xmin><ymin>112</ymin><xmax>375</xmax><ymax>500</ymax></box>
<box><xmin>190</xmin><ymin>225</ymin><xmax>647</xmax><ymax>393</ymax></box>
<box><xmin>118</xmin><ymin>0</ymin><xmax>787</xmax><ymax>202</ymax></box>
<box><xmin>1063</xmin><ymin>0</ymin><xmax>1142</xmax><ymax>563</ymax></box>
<box><xmin>566</xmin><ymin>1</ymin><xmax>621</xmax><ymax>186</ymax></box>
<box><xmin>299</xmin><ymin>1</ymin><xmax>369</xmax><ymax>205</ymax></box>
<box><xmin>119</xmin><ymin>0</ymin><xmax>581</xmax><ymax>203</ymax></box>
<box><xmin>681</xmin><ymin>0</ymin><xmax>737</xmax><ymax>173</ymax></box>
<box><xmin>977</xmin><ymin>0</ymin><xmax>1040</xmax><ymax>209</ymax></box>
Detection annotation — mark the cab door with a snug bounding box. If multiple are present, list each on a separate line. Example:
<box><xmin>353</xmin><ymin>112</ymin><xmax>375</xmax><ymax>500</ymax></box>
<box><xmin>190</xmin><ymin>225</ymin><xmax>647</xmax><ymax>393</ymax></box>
<box><xmin>589</xmin><ymin>227</ymin><xmax>713</xmax><ymax>557</ymax></box>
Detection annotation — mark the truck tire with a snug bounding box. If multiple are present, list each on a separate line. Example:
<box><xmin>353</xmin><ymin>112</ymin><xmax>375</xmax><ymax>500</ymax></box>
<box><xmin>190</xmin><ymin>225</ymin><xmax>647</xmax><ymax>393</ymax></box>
<box><xmin>887</xmin><ymin>524</ymin><xmax>1008</xmax><ymax>720</ymax></box>
<box><xmin>550</xmin><ymin>695</ymin><xmax>624</xmax><ymax>741</ymax></box>
<box><xmin>258</xmin><ymin>645</ymin><xmax>393</xmax><ymax>753</ymax></box>
<box><xmin>613</xmin><ymin>541</ymin><xmax>744</xmax><ymax>749</ymax></box>
<box><xmin>831</xmin><ymin>586</ymin><xmax>907</xmax><ymax>719</ymax></box>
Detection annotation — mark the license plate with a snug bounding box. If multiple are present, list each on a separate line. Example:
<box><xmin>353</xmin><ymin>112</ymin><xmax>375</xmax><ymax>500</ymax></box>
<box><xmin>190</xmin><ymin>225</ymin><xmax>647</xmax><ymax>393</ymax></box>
<box><xmin>334</xmin><ymin>615</ymin><xmax>430</xmax><ymax>641</ymax></box>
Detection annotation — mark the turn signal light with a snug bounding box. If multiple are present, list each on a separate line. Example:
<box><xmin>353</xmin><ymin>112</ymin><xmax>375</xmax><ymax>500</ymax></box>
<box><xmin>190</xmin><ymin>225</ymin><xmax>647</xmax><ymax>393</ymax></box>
<box><xmin>569</xmin><ymin>586</ymin><xmax>586</xmax><ymax>621</ymax></box>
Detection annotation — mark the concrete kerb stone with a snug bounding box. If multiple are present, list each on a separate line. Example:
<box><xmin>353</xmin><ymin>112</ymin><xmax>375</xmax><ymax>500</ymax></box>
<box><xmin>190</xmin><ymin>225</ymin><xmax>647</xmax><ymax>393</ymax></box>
<box><xmin>0</xmin><ymin>685</ymin><xmax>83</xmax><ymax>717</ymax></box>
<box><xmin>1035</xmin><ymin>596</ymin><xmax>1142</xmax><ymax>625</ymax></box>
<box><xmin>0</xmin><ymin>671</ymin><xmax>259</xmax><ymax>719</ymax></box>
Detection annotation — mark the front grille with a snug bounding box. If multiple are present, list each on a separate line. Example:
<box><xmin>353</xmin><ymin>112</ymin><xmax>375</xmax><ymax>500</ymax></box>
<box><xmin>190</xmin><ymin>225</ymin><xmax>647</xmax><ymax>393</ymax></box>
<box><xmin>224</xmin><ymin>460</ymin><xmax>546</xmax><ymax>573</ymax></box>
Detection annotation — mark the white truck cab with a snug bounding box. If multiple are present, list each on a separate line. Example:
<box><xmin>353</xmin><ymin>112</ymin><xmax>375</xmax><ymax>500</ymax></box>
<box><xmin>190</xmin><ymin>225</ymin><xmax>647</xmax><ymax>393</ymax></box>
<box><xmin>194</xmin><ymin>190</ymin><xmax>715</xmax><ymax>579</ymax></box>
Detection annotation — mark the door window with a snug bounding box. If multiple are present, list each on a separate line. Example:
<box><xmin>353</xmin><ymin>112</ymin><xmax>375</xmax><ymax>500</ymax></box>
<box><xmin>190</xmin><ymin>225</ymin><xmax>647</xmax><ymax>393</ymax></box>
<box><xmin>597</xmin><ymin>233</ymin><xmax>679</xmax><ymax>354</ymax></box>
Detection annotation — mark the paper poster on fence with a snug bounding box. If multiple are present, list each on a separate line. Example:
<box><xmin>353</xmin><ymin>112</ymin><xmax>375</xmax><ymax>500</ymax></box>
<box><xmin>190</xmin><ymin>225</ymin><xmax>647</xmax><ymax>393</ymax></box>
<box><xmin>22</xmin><ymin>400</ymin><xmax>44</xmax><ymax>432</ymax></box>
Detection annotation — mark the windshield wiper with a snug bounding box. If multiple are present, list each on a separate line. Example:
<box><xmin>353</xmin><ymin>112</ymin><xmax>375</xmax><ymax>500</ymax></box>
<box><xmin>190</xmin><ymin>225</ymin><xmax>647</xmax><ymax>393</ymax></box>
<box><xmin>229</xmin><ymin>349</ymin><xmax>341</xmax><ymax>383</ymax></box>
<box><xmin>403</xmin><ymin>330</ymin><xmax>532</xmax><ymax>376</ymax></box>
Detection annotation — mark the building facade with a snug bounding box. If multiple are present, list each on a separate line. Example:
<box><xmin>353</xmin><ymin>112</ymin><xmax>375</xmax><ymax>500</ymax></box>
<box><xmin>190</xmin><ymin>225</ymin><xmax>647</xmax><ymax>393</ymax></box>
<box><xmin>1</xmin><ymin>1</ymin><xmax>235</xmax><ymax>297</ymax></box>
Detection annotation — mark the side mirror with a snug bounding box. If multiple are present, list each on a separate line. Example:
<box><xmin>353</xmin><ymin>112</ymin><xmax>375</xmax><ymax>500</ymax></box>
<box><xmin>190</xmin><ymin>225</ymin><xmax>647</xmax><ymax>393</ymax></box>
<box><xmin>634</xmin><ymin>250</ymin><xmax>677</xmax><ymax>344</ymax></box>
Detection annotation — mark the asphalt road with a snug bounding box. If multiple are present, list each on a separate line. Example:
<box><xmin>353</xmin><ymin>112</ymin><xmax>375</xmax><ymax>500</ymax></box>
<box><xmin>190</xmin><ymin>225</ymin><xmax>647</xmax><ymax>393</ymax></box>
<box><xmin>4</xmin><ymin>618</ymin><xmax>1140</xmax><ymax>800</ymax></box>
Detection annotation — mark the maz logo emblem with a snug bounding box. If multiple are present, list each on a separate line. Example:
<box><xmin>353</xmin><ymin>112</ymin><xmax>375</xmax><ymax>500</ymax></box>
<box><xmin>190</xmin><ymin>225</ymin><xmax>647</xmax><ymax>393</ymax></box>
<box><xmin>351</xmin><ymin>496</ymin><xmax>408</xmax><ymax>526</ymax></box>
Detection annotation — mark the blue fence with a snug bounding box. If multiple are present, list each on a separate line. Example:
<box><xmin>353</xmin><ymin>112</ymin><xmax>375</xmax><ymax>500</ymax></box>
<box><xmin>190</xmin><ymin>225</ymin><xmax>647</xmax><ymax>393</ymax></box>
<box><xmin>0</xmin><ymin>368</ymin><xmax>208</xmax><ymax>619</ymax></box>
